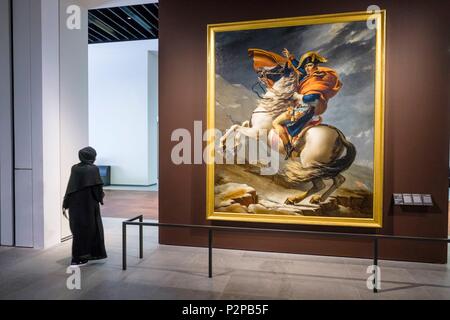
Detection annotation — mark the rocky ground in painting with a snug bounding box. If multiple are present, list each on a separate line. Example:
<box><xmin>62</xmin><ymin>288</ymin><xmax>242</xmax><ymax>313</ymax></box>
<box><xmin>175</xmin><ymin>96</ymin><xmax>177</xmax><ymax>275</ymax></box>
<box><xmin>215</xmin><ymin>163</ymin><xmax>373</xmax><ymax>218</ymax></box>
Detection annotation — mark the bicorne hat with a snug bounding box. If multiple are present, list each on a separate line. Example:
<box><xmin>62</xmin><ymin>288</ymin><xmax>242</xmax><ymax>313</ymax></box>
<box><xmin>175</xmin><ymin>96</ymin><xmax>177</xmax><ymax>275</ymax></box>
<box><xmin>298</xmin><ymin>51</ymin><xmax>328</xmax><ymax>69</ymax></box>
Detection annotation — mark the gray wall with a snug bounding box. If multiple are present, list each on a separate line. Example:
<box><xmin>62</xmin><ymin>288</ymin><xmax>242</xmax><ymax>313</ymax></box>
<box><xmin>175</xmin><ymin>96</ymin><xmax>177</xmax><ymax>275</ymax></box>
<box><xmin>8</xmin><ymin>0</ymin><xmax>62</xmax><ymax>248</ymax></box>
<box><xmin>88</xmin><ymin>41</ymin><xmax>158</xmax><ymax>186</ymax></box>
<box><xmin>12</xmin><ymin>0</ymin><xmax>55</xmax><ymax>248</ymax></box>
<box><xmin>12</xmin><ymin>0</ymin><xmax>37</xmax><ymax>247</ymax></box>
<box><xmin>0</xmin><ymin>0</ymin><xmax>89</xmax><ymax>248</ymax></box>
<box><xmin>59</xmin><ymin>0</ymin><xmax>90</xmax><ymax>239</ymax></box>
<box><xmin>148</xmin><ymin>51</ymin><xmax>159</xmax><ymax>185</ymax></box>
<box><xmin>0</xmin><ymin>0</ymin><xmax>14</xmax><ymax>246</ymax></box>
<box><xmin>41</xmin><ymin>0</ymin><xmax>62</xmax><ymax>247</ymax></box>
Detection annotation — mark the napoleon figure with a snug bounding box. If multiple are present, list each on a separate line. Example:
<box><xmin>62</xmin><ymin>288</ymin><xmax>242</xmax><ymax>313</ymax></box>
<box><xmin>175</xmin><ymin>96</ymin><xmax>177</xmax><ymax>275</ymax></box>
<box><xmin>272</xmin><ymin>50</ymin><xmax>342</xmax><ymax>159</ymax></box>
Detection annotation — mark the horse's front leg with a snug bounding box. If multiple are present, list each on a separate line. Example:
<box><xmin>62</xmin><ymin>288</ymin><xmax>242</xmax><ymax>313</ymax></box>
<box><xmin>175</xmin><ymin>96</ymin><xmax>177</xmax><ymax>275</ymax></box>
<box><xmin>220</xmin><ymin>124</ymin><xmax>239</xmax><ymax>148</ymax></box>
<box><xmin>233</xmin><ymin>120</ymin><xmax>251</xmax><ymax>148</ymax></box>
<box><xmin>220</xmin><ymin>120</ymin><xmax>251</xmax><ymax>147</ymax></box>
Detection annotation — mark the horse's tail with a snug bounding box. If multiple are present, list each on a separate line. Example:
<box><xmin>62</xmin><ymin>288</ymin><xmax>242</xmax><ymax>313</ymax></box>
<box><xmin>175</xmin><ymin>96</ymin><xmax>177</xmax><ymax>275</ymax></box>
<box><xmin>282</xmin><ymin>126</ymin><xmax>356</xmax><ymax>183</ymax></box>
<box><xmin>322</xmin><ymin>127</ymin><xmax>356</xmax><ymax>176</ymax></box>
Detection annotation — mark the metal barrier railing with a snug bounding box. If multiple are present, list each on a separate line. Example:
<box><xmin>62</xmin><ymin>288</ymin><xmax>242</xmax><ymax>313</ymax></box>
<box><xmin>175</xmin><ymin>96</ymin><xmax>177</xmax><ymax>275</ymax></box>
<box><xmin>122</xmin><ymin>215</ymin><xmax>450</xmax><ymax>293</ymax></box>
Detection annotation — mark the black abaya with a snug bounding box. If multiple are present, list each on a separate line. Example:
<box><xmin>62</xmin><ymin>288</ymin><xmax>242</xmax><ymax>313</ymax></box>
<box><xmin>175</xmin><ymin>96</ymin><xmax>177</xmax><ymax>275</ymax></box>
<box><xmin>63</xmin><ymin>147</ymin><xmax>107</xmax><ymax>262</ymax></box>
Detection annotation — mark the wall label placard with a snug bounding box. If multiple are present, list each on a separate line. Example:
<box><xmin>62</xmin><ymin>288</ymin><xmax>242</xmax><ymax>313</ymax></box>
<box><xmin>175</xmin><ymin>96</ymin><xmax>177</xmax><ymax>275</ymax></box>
<box><xmin>392</xmin><ymin>194</ymin><xmax>433</xmax><ymax>206</ymax></box>
<box><xmin>393</xmin><ymin>194</ymin><xmax>404</xmax><ymax>205</ymax></box>
<box><xmin>422</xmin><ymin>194</ymin><xmax>433</xmax><ymax>206</ymax></box>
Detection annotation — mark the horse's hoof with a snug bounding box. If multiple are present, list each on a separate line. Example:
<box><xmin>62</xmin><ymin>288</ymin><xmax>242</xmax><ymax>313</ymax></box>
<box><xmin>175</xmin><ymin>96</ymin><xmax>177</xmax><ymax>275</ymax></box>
<box><xmin>310</xmin><ymin>195</ymin><xmax>322</xmax><ymax>204</ymax></box>
<box><xmin>285</xmin><ymin>198</ymin><xmax>294</xmax><ymax>205</ymax></box>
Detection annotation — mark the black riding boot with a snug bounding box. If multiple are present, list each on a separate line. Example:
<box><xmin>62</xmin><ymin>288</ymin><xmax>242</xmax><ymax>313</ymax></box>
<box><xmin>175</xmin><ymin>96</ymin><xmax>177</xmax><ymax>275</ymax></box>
<box><xmin>284</xmin><ymin>142</ymin><xmax>294</xmax><ymax>160</ymax></box>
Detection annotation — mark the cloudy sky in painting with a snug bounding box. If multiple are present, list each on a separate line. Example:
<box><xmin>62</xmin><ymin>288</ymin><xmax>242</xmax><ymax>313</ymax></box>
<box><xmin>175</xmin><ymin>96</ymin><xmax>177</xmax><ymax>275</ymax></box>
<box><xmin>215</xmin><ymin>21</ymin><xmax>376</xmax><ymax>168</ymax></box>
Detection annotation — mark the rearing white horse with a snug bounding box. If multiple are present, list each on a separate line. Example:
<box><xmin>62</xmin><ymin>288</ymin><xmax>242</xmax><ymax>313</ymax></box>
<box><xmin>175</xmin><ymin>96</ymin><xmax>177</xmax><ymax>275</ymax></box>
<box><xmin>219</xmin><ymin>58</ymin><xmax>355</xmax><ymax>205</ymax></box>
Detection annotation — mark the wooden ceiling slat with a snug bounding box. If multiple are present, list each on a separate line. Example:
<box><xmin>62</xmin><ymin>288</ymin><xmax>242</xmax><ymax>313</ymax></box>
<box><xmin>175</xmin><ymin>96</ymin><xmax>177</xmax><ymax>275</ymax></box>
<box><xmin>117</xmin><ymin>7</ymin><xmax>155</xmax><ymax>37</ymax></box>
<box><xmin>92</xmin><ymin>10</ymin><xmax>137</xmax><ymax>40</ymax></box>
<box><xmin>141</xmin><ymin>4</ymin><xmax>158</xmax><ymax>22</ymax></box>
<box><xmin>110</xmin><ymin>7</ymin><xmax>149</xmax><ymax>38</ymax></box>
<box><xmin>128</xmin><ymin>6</ymin><xmax>157</xmax><ymax>36</ymax></box>
<box><xmin>90</xmin><ymin>26</ymin><xmax>112</xmax><ymax>42</ymax></box>
<box><xmin>89</xmin><ymin>33</ymin><xmax>103</xmax><ymax>43</ymax></box>
<box><xmin>90</xmin><ymin>16</ymin><xmax>122</xmax><ymax>41</ymax></box>
<box><xmin>88</xmin><ymin>3</ymin><xmax>158</xmax><ymax>44</ymax></box>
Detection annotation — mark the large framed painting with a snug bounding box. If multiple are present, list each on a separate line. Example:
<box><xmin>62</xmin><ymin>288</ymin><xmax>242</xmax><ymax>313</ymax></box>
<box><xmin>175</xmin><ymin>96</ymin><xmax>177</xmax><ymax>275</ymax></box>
<box><xmin>206</xmin><ymin>11</ymin><xmax>386</xmax><ymax>227</ymax></box>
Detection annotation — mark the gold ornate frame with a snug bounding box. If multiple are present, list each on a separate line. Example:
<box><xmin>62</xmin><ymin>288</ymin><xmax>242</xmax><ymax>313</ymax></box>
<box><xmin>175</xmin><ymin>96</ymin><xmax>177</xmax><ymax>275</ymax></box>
<box><xmin>206</xmin><ymin>11</ymin><xmax>386</xmax><ymax>228</ymax></box>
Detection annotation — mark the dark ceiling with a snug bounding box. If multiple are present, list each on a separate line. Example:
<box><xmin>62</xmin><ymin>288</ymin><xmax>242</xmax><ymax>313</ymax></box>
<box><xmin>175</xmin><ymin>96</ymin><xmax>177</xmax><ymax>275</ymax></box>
<box><xmin>88</xmin><ymin>3</ymin><xmax>159</xmax><ymax>44</ymax></box>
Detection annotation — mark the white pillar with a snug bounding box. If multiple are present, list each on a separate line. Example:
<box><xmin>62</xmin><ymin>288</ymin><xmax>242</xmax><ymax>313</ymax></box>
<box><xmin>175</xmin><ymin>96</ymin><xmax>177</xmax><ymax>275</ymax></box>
<box><xmin>5</xmin><ymin>0</ymin><xmax>90</xmax><ymax>248</ymax></box>
<box><xmin>40</xmin><ymin>0</ymin><xmax>62</xmax><ymax>248</ymax></box>
<box><xmin>13</xmin><ymin>0</ymin><xmax>37</xmax><ymax>247</ymax></box>
<box><xmin>148</xmin><ymin>51</ymin><xmax>159</xmax><ymax>185</ymax></box>
<box><xmin>11</xmin><ymin>0</ymin><xmax>62</xmax><ymax>248</ymax></box>
<box><xmin>59</xmin><ymin>0</ymin><xmax>89</xmax><ymax>239</ymax></box>
<box><xmin>0</xmin><ymin>0</ymin><xmax>14</xmax><ymax>246</ymax></box>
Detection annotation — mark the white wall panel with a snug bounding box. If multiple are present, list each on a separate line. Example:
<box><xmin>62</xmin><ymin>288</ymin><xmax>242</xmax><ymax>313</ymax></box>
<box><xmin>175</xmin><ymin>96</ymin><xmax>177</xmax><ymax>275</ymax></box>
<box><xmin>12</xmin><ymin>0</ymin><xmax>34</xmax><ymax>248</ymax></box>
<box><xmin>0</xmin><ymin>0</ymin><xmax>14</xmax><ymax>246</ymax></box>
<box><xmin>148</xmin><ymin>51</ymin><xmax>159</xmax><ymax>184</ymax></box>
<box><xmin>59</xmin><ymin>0</ymin><xmax>90</xmax><ymax>239</ymax></box>
<box><xmin>11</xmin><ymin>0</ymin><xmax>63</xmax><ymax>248</ymax></box>
<box><xmin>14</xmin><ymin>170</ymin><xmax>33</xmax><ymax>247</ymax></box>
<box><xmin>40</xmin><ymin>0</ymin><xmax>62</xmax><ymax>247</ymax></box>
<box><xmin>88</xmin><ymin>40</ymin><xmax>158</xmax><ymax>185</ymax></box>
<box><xmin>13</xmin><ymin>0</ymin><xmax>33</xmax><ymax>170</ymax></box>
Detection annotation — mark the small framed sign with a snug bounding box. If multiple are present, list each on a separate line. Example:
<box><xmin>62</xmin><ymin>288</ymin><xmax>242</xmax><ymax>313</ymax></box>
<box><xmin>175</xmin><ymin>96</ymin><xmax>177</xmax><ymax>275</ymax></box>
<box><xmin>422</xmin><ymin>194</ymin><xmax>433</xmax><ymax>206</ymax></box>
<box><xmin>394</xmin><ymin>193</ymin><xmax>433</xmax><ymax>206</ymax></box>
<box><xmin>393</xmin><ymin>194</ymin><xmax>404</xmax><ymax>205</ymax></box>
<box><xmin>412</xmin><ymin>194</ymin><xmax>423</xmax><ymax>205</ymax></box>
<box><xmin>402</xmin><ymin>194</ymin><xmax>413</xmax><ymax>205</ymax></box>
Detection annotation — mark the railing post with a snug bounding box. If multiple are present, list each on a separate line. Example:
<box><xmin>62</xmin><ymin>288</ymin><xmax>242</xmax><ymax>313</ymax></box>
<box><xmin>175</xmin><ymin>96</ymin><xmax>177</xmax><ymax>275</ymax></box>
<box><xmin>373</xmin><ymin>238</ymin><xmax>378</xmax><ymax>293</ymax></box>
<box><xmin>139</xmin><ymin>215</ymin><xmax>143</xmax><ymax>259</ymax></box>
<box><xmin>208</xmin><ymin>229</ymin><xmax>213</xmax><ymax>278</ymax></box>
<box><xmin>122</xmin><ymin>222</ymin><xmax>127</xmax><ymax>270</ymax></box>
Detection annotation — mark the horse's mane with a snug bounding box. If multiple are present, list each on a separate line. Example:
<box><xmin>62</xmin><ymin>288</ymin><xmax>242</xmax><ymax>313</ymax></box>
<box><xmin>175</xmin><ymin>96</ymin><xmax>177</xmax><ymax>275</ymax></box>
<box><xmin>256</xmin><ymin>69</ymin><xmax>299</xmax><ymax>117</ymax></box>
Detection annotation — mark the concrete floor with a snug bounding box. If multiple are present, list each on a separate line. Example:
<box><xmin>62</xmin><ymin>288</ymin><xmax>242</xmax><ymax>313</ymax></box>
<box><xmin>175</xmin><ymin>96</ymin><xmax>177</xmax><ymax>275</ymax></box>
<box><xmin>0</xmin><ymin>218</ymin><xmax>449</xmax><ymax>300</ymax></box>
<box><xmin>104</xmin><ymin>185</ymin><xmax>158</xmax><ymax>192</ymax></box>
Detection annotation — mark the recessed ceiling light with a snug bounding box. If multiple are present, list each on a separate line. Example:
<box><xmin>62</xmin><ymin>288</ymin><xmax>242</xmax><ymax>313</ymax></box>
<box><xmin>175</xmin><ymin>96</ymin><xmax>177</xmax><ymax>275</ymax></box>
<box><xmin>127</xmin><ymin>17</ymin><xmax>132</xmax><ymax>20</ymax></box>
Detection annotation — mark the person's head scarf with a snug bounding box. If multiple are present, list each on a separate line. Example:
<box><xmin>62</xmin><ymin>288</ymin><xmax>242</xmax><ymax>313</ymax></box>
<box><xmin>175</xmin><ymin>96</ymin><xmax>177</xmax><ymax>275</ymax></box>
<box><xmin>65</xmin><ymin>147</ymin><xmax>103</xmax><ymax>196</ymax></box>
<box><xmin>79</xmin><ymin>147</ymin><xmax>97</xmax><ymax>165</ymax></box>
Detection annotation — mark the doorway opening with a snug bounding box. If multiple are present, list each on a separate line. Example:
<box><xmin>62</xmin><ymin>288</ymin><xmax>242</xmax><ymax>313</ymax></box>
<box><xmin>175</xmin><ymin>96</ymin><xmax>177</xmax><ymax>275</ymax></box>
<box><xmin>87</xmin><ymin>2</ymin><xmax>159</xmax><ymax>221</ymax></box>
